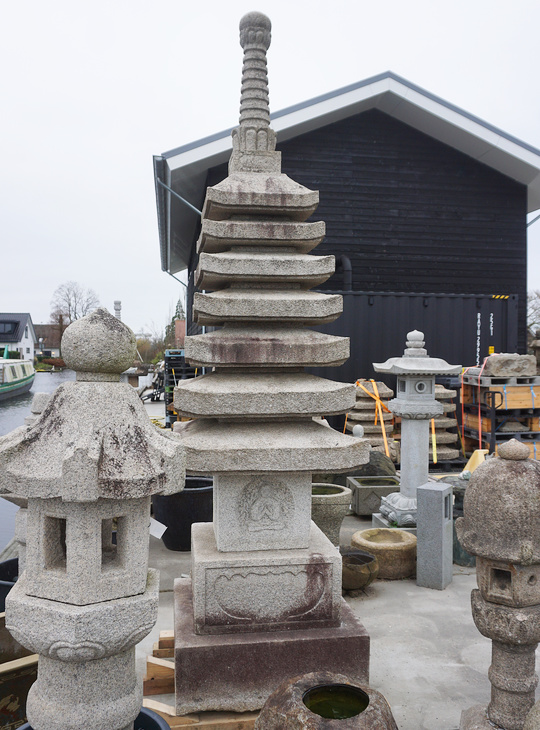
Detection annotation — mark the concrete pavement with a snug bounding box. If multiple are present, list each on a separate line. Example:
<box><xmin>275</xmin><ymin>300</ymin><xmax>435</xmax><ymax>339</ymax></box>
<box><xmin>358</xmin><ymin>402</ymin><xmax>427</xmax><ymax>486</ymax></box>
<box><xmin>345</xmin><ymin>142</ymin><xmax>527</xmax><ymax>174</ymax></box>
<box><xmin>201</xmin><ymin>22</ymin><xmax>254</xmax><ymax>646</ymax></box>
<box><xmin>138</xmin><ymin>394</ymin><xmax>535</xmax><ymax>729</ymax></box>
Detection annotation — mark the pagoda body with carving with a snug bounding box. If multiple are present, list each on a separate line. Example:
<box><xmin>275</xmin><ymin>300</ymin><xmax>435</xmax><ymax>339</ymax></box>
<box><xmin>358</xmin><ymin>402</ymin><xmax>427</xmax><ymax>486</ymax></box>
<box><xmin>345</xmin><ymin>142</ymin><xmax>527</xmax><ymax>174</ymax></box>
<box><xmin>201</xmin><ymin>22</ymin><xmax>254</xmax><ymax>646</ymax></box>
<box><xmin>172</xmin><ymin>12</ymin><xmax>371</xmax><ymax>713</ymax></box>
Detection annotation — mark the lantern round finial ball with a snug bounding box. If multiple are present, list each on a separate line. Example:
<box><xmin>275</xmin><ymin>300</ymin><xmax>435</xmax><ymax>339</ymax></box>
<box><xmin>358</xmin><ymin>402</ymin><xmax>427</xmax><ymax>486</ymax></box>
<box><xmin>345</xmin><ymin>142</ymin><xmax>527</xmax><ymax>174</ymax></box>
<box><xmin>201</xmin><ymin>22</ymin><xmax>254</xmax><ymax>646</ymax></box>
<box><xmin>498</xmin><ymin>439</ymin><xmax>530</xmax><ymax>461</ymax></box>
<box><xmin>239</xmin><ymin>11</ymin><xmax>271</xmax><ymax>49</ymax></box>
<box><xmin>61</xmin><ymin>308</ymin><xmax>137</xmax><ymax>375</ymax></box>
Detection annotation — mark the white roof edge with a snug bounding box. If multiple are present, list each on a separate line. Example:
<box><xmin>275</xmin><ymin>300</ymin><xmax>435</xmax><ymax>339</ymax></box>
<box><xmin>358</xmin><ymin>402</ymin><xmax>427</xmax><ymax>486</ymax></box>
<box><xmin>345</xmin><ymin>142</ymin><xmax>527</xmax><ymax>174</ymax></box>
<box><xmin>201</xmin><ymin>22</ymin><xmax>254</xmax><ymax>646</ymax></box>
<box><xmin>162</xmin><ymin>72</ymin><xmax>540</xmax><ymax>212</ymax></box>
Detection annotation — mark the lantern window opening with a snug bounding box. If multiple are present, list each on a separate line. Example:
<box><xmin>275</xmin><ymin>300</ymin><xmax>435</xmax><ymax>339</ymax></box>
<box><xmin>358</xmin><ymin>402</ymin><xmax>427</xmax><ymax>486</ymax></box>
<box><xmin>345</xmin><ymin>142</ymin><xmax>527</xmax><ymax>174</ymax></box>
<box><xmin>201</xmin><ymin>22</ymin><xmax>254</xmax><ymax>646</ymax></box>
<box><xmin>489</xmin><ymin>567</ymin><xmax>512</xmax><ymax>599</ymax></box>
<box><xmin>44</xmin><ymin>516</ymin><xmax>67</xmax><ymax>572</ymax></box>
<box><xmin>101</xmin><ymin>516</ymin><xmax>125</xmax><ymax>571</ymax></box>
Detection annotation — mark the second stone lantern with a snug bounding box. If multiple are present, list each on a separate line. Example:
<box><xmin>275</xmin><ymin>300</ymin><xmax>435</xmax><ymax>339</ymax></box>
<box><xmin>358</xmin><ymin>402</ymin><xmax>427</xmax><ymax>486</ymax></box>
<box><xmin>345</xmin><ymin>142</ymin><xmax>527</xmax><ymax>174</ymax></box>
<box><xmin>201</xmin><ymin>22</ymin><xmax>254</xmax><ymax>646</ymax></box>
<box><xmin>373</xmin><ymin>330</ymin><xmax>460</xmax><ymax>528</ymax></box>
<box><xmin>172</xmin><ymin>11</ymin><xmax>371</xmax><ymax>714</ymax></box>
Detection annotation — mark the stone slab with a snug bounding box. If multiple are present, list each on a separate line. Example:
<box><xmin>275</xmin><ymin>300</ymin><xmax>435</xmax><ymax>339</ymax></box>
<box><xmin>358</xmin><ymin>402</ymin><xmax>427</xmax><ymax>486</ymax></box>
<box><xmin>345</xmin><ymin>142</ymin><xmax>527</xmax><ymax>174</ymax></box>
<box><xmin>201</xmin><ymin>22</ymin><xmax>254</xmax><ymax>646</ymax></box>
<box><xmin>191</xmin><ymin>522</ymin><xmax>341</xmax><ymax>634</ymax></box>
<box><xmin>193</xmin><ymin>290</ymin><xmax>342</xmax><ymax>327</ymax></box>
<box><xmin>213</xmin><ymin>472</ymin><xmax>311</xmax><ymax>552</ymax></box>
<box><xmin>203</xmin><ymin>172</ymin><xmax>319</xmax><ymax>222</ymax></box>
<box><xmin>469</xmin><ymin>353</ymin><xmax>537</xmax><ymax>378</ymax></box>
<box><xmin>184</xmin><ymin>327</ymin><xmax>349</xmax><ymax>368</ymax></box>
<box><xmin>416</xmin><ymin>482</ymin><xmax>453</xmax><ymax>590</ymax></box>
<box><xmin>174</xmin><ymin>577</ymin><xmax>370</xmax><ymax>714</ymax></box>
<box><xmin>197</xmin><ymin>219</ymin><xmax>325</xmax><ymax>254</ymax></box>
<box><xmin>174</xmin><ymin>371</ymin><xmax>356</xmax><ymax>419</ymax></box>
<box><xmin>175</xmin><ymin>418</ymin><xmax>370</xmax><ymax>475</ymax></box>
<box><xmin>196</xmin><ymin>251</ymin><xmax>334</xmax><ymax>289</ymax></box>
<box><xmin>372</xmin><ymin>512</ymin><xmax>417</xmax><ymax>536</ymax></box>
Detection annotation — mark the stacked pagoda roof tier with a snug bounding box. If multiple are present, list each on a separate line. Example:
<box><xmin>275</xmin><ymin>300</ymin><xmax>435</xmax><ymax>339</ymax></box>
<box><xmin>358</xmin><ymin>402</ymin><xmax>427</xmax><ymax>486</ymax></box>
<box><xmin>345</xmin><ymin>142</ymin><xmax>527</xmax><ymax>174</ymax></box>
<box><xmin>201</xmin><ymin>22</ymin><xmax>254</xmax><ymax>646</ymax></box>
<box><xmin>175</xmin><ymin>113</ymin><xmax>367</xmax><ymax>476</ymax></box>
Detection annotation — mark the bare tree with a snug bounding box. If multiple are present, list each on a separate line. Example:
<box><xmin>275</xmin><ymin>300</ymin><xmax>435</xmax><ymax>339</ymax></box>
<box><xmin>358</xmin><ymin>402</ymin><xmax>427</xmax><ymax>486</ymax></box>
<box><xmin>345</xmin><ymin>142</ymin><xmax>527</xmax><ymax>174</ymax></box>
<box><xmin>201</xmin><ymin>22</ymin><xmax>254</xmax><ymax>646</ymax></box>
<box><xmin>50</xmin><ymin>281</ymin><xmax>100</xmax><ymax>326</ymax></box>
<box><xmin>528</xmin><ymin>290</ymin><xmax>540</xmax><ymax>336</ymax></box>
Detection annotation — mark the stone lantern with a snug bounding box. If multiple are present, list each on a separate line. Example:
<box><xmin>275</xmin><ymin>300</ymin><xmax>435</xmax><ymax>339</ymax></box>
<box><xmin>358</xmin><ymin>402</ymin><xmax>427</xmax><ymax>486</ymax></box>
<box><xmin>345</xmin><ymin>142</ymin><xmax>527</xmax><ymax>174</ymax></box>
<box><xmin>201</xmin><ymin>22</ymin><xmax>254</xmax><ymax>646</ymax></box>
<box><xmin>0</xmin><ymin>308</ymin><xmax>185</xmax><ymax>730</ymax></box>
<box><xmin>373</xmin><ymin>330</ymin><xmax>460</xmax><ymax>527</ymax></box>
<box><xmin>456</xmin><ymin>439</ymin><xmax>540</xmax><ymax>730</ymax></box>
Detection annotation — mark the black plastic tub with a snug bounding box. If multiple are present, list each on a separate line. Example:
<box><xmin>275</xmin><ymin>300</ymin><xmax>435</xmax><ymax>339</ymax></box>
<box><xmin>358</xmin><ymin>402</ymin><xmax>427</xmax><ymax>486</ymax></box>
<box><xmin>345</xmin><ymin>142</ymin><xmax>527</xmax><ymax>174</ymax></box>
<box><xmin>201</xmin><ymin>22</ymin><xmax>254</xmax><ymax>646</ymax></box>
<box><xmin>19</xmin><ymin>707</ymin><xmax>170</xmax><ymax>730</ymax></box>
<box><xmin>152</xmin><ymin>476</ymin><xmax>213</xmax><ymax>551</ymax></box>
<box><xmin>0</xmin><ymin>557</ymin><xmax>18</xmax><ymax>612</ymax></box>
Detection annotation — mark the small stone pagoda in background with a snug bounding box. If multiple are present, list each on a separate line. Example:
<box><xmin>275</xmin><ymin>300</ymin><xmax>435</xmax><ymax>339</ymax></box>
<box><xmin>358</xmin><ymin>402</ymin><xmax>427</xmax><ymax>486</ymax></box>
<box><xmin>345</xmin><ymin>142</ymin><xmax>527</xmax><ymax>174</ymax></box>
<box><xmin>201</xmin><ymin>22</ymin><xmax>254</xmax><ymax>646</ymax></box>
<box><xmin>457</xmin><ymin>439</ymin><xmax>540</xmax><ymax>730</ymax></box>
<box><xmin>173</xmin><ymin>11</ymin><xmax>370</xmax><ymax>714</ymax></box>
<box><xmin>373</xmin><ymin>330</ymin><xmax>460</xmax><ymax>528</ymax></box>
<box><xmin>0</xmin><ymin>309</ymin><xmax>185</xmax><ymax>730</ymax></box>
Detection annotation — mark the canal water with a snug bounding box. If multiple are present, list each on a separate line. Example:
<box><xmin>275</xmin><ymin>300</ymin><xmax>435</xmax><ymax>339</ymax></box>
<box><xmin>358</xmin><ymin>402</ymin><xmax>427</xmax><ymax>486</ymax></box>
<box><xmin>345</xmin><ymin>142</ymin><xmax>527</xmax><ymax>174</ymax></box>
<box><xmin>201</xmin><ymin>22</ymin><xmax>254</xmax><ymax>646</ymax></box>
<box><xmin>0</xmin><ymin>370</ymin><xmax>76</xmax><ymax>551</ymax></box>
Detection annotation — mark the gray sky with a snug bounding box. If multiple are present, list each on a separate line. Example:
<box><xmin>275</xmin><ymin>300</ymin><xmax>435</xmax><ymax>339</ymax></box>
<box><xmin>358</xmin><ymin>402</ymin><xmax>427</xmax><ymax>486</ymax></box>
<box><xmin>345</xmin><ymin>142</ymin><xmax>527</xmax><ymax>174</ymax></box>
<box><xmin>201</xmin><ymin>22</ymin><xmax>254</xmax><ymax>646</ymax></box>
<box><xmin>1</xmin><ymin>0</ymin><xmax>539</xmax><ymax>335</ymax></box>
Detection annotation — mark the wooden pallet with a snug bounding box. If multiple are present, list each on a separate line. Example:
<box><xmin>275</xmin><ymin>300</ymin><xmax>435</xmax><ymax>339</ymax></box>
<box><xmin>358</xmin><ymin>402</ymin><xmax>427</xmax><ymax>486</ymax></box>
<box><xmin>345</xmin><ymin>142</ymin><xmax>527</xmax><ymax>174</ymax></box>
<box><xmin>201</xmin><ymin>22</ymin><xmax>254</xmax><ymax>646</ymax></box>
<box><xmin>143</xmin><ymin>631</ymin><xmax>258</xmax><ymax>729</ymax></box>
<box><xmin>462</xmin><ymin>412</ymin><xmax>540</xmax><ymax>433</ymax></box>
<box><xmin>462</xmin><ymin>383</ymin><xmax>540</xmax><ymax>409</ymax></box>
<box><xmin>463</xmin><ymin>435</ymin><xmax>540</xmax><ymax>459</ymax></box>
<box><xmin>143</xmin><ymin>699</ymin><xmax>258</xmax><ymax>728</ymax></box>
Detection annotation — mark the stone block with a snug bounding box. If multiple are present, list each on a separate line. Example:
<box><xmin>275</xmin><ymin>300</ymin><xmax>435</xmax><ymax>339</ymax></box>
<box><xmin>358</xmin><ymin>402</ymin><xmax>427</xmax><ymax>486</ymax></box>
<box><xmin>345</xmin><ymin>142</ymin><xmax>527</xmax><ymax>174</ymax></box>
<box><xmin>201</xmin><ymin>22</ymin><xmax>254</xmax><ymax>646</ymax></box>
<box><xmin>484</xmin><ymin>353</ymin><xmax>537</xmax><ymax>377</ymax></box>
<box><xmin>174</xmin><ymin>371</ymin><xmax>356</xmax><ymax>419</ymax></box>
<box><xmin>416</xmin><ymin>481</ymin><xmax>453</xmax><ymax>590</ymax></box>
<box><xmin>5</xmin><ymin>569</ymin><xmax>159</xmax><ymax>660</ymax></box>
<box><xmin>213</xmin><ymin>472</ymin><xmax>311</xmax><ymax>552</ymax></box>
<box><xmin>25</xmin><ymin>496</ymin><xmax>151</xmax><ymax>605</ymax></box>
<box><xmin>174</xmin><ymin>577</ymin><xmax>370</xmax><ymax>714</ymax></box>
<box><xmin>348</xmin><ymin>476</ymin><xmax>400</xmax><ymax>516</ymax></box>
<box><xmin>191</xmin><ymin>522</ymin><xmax>341</xmax><ymax>634</ymax></box>
<box><xmin>27</xmin><ymin>648</ymin><xmax>141</xmax><ymax>730</ymax></box>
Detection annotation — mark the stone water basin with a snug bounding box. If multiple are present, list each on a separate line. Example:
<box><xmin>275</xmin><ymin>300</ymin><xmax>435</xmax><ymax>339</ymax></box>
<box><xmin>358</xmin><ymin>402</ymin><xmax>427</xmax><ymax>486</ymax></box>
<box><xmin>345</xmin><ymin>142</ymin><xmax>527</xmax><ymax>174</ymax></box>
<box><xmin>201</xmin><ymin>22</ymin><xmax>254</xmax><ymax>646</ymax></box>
<box><xmin>351</xmin><ymin>528</ymin><xmax>416</xmax><ymax>580</ymax></box>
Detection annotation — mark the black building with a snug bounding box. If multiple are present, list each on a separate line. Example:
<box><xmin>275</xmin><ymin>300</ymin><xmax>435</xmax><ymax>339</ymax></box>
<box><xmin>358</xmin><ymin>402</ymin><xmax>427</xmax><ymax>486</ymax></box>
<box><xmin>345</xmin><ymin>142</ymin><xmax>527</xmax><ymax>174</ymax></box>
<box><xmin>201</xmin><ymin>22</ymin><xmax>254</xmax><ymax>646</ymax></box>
<box><xmin>154</xmin><ymin>72</ymin><xmax>540</xmax><ymax>383</ymax></box>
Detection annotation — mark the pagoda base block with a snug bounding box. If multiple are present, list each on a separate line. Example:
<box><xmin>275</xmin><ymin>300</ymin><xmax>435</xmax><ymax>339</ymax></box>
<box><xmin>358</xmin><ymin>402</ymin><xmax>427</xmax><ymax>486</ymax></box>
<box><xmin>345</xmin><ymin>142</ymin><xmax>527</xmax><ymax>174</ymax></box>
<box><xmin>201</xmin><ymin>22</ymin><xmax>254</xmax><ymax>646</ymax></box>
<box><xmin>174</xmin><ymin>578</ymin><xmax>370</xmax><ymax>714</ymax></box>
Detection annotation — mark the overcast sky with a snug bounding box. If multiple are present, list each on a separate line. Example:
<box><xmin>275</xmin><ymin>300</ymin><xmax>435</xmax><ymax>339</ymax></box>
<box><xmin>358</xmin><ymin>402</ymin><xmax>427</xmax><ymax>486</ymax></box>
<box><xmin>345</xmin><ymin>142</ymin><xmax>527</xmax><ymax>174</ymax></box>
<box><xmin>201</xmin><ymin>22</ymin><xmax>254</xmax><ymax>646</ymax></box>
<box><xmin>1</xmin><ymin>0</ymin><xmax>539</xmax><ymax>335</ymax></box>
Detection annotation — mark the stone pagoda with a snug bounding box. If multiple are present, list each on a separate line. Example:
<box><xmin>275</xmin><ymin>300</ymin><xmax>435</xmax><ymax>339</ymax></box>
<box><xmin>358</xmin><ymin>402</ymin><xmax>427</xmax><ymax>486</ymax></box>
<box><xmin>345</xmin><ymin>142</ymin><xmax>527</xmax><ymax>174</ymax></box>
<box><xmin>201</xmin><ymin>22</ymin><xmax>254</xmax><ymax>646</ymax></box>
<box><xmin>457</xmin><ymin>439</ymin><xmax>540</xmax><ymax>730</ymax></box>
<box><xmin>0</xmin><ymin>309</ymin><xmax>185</xmax><ymax>730</ymax></box>
<box><xmin>172</xmin><ymin>11</ymin><xmax>371</xmax><ymax>713</ymax></box>
<box><xmin>373</xmin><ymin>330</ymin><xmax>460</xmax><ymax>528</ymax></box>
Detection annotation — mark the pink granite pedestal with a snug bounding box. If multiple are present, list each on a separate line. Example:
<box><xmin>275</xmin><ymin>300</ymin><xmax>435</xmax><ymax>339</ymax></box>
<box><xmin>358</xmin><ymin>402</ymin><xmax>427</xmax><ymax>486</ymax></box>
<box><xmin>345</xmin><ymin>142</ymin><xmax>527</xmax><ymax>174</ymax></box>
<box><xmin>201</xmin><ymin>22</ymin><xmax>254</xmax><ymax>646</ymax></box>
<box><xmin>174</xmin><ymin>578</ymin><xmax>370</xmax><ymax>714</ymax></box>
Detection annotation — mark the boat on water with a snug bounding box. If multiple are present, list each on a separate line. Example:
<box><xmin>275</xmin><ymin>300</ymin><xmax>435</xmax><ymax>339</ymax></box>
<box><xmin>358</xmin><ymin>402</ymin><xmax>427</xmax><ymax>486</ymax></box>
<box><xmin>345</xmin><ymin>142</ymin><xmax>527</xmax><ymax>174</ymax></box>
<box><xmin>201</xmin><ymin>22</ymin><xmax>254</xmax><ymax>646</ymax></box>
<box><xmin>0</xmin><ymin>358</ymin><xmax>35</xmax><ymax>401</ymax></box>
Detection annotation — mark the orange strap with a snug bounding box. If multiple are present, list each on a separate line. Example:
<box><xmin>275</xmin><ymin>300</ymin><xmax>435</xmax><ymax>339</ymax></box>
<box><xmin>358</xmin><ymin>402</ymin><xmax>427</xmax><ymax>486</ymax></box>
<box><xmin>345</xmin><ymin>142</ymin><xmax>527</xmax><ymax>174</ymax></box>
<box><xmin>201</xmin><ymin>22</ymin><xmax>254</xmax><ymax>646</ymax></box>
<box><xmin>356</xmin><ymin>383</ymin><xmax>391</xmax><ymax>413</ymax></box>
<box><xmin>370</xmin><ymin>379</ymin><xmax>390</xmax><ymax>458</ymax></box>
<box><xmin>476</xmin><ymin>357</ymin><xmax>489</xmax><ymax>449</ymax></box>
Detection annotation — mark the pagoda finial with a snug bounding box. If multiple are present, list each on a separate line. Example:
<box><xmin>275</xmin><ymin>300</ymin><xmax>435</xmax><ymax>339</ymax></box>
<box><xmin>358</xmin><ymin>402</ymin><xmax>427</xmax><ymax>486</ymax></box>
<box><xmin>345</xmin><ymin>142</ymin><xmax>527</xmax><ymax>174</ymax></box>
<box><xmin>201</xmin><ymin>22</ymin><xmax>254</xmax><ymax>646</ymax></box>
<box><xmin>232</xmin><ymin>11</ymin><xmax>276</xmax><ymax>157</ymax></box>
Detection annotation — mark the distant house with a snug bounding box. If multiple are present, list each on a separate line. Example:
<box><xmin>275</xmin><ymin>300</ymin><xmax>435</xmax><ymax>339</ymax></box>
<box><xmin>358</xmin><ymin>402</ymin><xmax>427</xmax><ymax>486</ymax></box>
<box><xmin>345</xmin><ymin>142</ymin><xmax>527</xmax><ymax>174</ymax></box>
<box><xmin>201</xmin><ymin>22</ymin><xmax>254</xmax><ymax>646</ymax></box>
<box><xmin>154</xmin><ymin>72</ymin><xmax>540</xmax><ymax>382</ymax></box>
<box><xmin>34</xmin><ymin>324</ymin><xmax>62</xmax><ymax>358</ymax></box>
<box><xmin>0</xmin><ymin>314</ymin><xmax>37</xmax><ymax>361</ymax></box>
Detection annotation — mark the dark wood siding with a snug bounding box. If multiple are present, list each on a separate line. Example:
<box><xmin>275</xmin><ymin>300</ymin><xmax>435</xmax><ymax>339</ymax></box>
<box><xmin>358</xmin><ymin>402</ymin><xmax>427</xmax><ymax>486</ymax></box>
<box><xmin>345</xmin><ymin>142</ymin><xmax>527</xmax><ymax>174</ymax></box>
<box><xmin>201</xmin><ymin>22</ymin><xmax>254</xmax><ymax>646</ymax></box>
<box><xmin>203</xmin><ymin>109</ymin><xmax>527</xmax><ymax>351</ymax></box>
